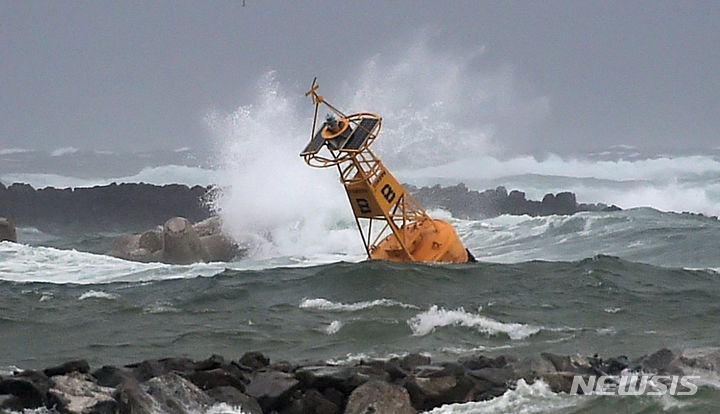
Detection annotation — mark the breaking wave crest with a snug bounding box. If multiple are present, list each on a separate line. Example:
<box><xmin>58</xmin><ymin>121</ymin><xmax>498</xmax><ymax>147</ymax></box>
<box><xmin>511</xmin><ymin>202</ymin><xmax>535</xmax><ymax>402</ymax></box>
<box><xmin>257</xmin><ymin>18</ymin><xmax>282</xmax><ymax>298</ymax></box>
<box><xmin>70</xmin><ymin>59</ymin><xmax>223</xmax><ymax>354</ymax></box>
<box><xmin>300</xmin><ymin>297</ymin><xmax>418</xmax><ymax>312</ymax></box>
<box><xmin>408</xmin><ymin>305</ymin><xmax>541</xmax><ymax>340</ymax></box>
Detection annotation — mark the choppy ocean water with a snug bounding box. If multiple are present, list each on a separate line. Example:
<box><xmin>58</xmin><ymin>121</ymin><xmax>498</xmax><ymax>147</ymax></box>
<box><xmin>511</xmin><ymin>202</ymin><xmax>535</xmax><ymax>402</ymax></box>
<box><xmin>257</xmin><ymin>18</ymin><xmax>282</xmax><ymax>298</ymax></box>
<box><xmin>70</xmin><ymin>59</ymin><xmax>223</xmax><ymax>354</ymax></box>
<box><xmin>3</xmin><ymin>206</ymin><xmax>720</xmax><ymax>412</ymax></box>
<box><xmin>3</xmin><ymin>80</ymin><xmax>720</xmax><ymax>411</ymax></box>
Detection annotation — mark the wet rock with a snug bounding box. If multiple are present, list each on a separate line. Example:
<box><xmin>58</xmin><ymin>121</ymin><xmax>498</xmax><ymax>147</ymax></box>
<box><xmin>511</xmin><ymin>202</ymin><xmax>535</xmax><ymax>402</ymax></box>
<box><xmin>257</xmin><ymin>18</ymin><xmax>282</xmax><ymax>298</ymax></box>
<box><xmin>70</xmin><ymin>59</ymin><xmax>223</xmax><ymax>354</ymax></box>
<box><xmin>400</xmin><ymin>354</ymin><xmax>431</xmax><ymax>371</ymax></box>
<box><xmin>600</xmin><ymin>356</ymin><xmax>629</xmax><ymax>375</ymax></box>
<box><xmin>205</xmin><ymin>386</ymin><xmax>262</xmax><ymax>414</ymax></box>
<box><xmin>48</xmin><ymin>372</ymin><xmax>117</xmax><ymax>414</ymax></box>
<box><xmin>195</xmin><ymin>354</ymin><xmax>226</xmax><ymax>371</ymax></box>
<box><xmin>127</xmin><ymin>359</ymin><xmax>168</xmax><ymax>382</ymax></box>
<box><xmin>412</xmin><ymin>365</ymin><xmax>446</xmax><ymax>378</ymax></box>
<box><xmin>539</xmin><ymin>372</ymin><xmax>579</xmax><ymax>394</ymax></box>
<box><xmin>200</xmin><ymin>233</ymin><xmax>241</xmax><ymax>262</ymax></box>
<box><xmin>640</xmin><ymin>348</ymin><xmax>675</xmax><ymax>373</ymax></box>
<box><xmin>322</xmin><ymin>387</ymin><xmax>345</xmax><ymax>408</ymax></box>
<box><xmin>541</xmin><ymin>353</ymin><xmax>594</xmax><ymax>375</ymax></box>
<box><xmin>185</xmin><ymin>368</ymin><xmax>246</xmax><ymax>392</ymax></box>
<box><xmin>303</xmin><ymin>388</ymin><xmax>341</xmax><ymax>414</ymax></box>
<box><xmin>138</xmin><ymin>229</ymin><xmax>163</xmax><ymax>253</ymax></box>
<box><xmin>162</xmin><ymin>217</ymin><xmax>208</xmax><ymax>265</ymax></box>
<box><xmin>246</xmin><ymin>371</ymin><xmax>299</xmax><ymax>412</ymax></box>
<box><xmin>405</xmin><ymin>376</ymin><xmax>456</xmax><ymax>410</ymax></box>
<box><xmin>114</xmin><ymin>381</ymin><xmax>155</xmax><ymax>414</ymax></box>
<box><xmin>467</xmin><ymin>367</ymin><xmax>518</xmax><ymax>387</ymax></box>
<box><xmin>458</xmin><ymin>354</ymin><xmax>500</xmax><ymax>370</ymax></box>
<box><xmin>512</xmin><ymin>355</ymin><xmax>557</xmax><ymax>380</ymax></box>
<box><xmin>145</xmin><ymin>373</ymin><xmax>214</xmax><ymax>414</ymax></box>
<box><xmin>91</xmin><ymin>366</ymin><xmax>135</xmax><ymax>388</ymax></box>
<box><xmin>192</xmin><ymin>216</ymin><xmax>222</xmax><ymax>237</ymax></box>
<box><xmin>0</xmin><ymin>370</ymin><xmax>49</xmax><ymax>409</ymax></box>
<box><xmin>678</xmin><ymin>349</ymin><xmax>720</xmax><ymax>372</ymax></box>
<box><xmin>0</xmin><ymin>217</ymin><xmax>17</xmax><ymax>242</ymax></box>
<box><xmin>44</xmin><ymin>360</ymin><xmax>91</xmax><ymax>377</ymax></box>
<box><xmin>269</xmin><ymin>361</ymin><xmax>296</xmax><ymax>373</ymax></box>
<box><xmin>158</xmin><ymin>357</ymin><xmax>199</xmax><ymax>375</ymax></box>
<box><xmin>295</xmin><ymin>366</ymin><xmax>356</xmax><ymax>391</ymax></box>
<box><xmin>363</xmin><ymin>359</ymin><xmax>407</xmax><ymax>381</ymax></box>
<box><xmin>405</xmin><ymin>374</ymin><xmax>475</xmax><ymax>411</ymax></box>
<box><xmin>344</xmin><ymin>381</ymin><xmax>415</xmax><ymax>414</ymax></box>
<box><xmin>350</xmin><ymin>365</ymin><xmax>391</xmax><ymax>389</ymax></box>
<box><xmin>239</xmin><ymin>352</ymin><xmax>270</xmax><ymax>371</ymax></box>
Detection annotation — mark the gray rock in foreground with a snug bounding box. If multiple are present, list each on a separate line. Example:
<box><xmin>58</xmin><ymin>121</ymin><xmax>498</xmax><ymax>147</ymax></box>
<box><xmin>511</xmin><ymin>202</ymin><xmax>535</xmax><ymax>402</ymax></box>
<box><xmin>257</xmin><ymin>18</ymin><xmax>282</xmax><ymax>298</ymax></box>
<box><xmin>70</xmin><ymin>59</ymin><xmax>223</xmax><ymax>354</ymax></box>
<box><xmin>0</xmin><ymin>348</ymin><xmax>712</xmax><ymax>414</ymax></box>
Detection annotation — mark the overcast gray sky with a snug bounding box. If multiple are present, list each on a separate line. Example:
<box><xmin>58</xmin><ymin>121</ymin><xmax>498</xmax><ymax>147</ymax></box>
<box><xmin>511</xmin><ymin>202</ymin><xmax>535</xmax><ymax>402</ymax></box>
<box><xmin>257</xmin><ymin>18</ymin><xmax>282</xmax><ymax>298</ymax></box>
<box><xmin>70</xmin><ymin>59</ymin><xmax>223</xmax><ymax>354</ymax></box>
<box><xmin>1</xmin><ymin>1</ymin><xmax>718</xmax><ymax>156</ymax></box>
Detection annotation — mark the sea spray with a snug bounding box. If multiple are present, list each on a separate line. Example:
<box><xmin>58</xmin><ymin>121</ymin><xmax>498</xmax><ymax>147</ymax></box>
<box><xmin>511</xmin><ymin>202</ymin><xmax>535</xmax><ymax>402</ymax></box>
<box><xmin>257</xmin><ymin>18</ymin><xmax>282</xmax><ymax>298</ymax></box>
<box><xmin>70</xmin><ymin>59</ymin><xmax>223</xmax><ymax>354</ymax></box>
<box><xmin>207</xmin><ymin>72</ymin><xmax>360</xmax><ymax>259</ymax></box>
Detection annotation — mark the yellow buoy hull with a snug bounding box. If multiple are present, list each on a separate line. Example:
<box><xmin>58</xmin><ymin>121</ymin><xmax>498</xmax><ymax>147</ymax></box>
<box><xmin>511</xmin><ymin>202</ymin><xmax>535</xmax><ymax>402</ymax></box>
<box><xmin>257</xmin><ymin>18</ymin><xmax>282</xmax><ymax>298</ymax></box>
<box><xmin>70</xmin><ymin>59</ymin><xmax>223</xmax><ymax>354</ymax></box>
<box><xmin>370</xmin><ymin>219</ymin><xmax>469</xmax><ymax>263</ymax></box>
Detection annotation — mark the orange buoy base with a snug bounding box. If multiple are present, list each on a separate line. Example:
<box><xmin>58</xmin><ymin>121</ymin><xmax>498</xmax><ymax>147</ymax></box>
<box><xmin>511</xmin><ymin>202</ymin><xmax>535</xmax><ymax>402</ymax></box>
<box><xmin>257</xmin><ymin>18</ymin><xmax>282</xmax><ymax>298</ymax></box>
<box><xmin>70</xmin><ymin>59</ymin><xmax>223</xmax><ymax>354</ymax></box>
<box><xmin>370</xmin><ymin>218</ymin><xmax>469</xmax><ymax>263</ymax></box>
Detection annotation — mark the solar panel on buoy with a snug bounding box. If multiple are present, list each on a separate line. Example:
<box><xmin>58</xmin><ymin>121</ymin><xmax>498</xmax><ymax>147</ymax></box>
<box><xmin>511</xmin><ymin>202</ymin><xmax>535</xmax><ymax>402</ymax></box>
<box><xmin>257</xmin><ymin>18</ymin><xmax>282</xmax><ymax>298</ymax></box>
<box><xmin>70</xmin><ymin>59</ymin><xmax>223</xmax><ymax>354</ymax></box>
<box><xmin>300</xmin><ymin>128</ymin><xmax>326</xmax><ymax>156</ymax></box>
<box><xmin>342</xmin><ymin>118</ymin><xmax>379</xmax><ymax>150</ymax></box>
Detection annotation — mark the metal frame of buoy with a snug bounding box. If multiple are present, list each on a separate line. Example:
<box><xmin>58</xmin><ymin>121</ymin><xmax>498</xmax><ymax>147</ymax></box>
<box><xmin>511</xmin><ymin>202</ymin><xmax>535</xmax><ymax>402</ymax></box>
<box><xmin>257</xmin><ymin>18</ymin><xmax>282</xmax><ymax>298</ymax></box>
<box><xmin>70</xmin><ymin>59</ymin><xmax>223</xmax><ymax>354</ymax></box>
<box><xmin>300</xmin><ymin>78</ymin><xmax>470</xmax><ymax>263</ymax></box>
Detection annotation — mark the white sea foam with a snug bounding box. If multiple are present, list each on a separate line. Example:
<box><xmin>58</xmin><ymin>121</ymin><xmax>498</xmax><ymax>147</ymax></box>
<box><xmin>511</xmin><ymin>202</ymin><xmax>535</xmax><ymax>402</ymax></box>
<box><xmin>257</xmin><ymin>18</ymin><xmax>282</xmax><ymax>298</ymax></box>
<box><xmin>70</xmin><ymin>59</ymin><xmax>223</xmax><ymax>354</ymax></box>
<box><xmin>143</xmin><ymin>300</ymin><xmax>180</xmax><ymax>314</ymax></box>
<box><xmin>300</xmin><ymin>297</ymin><xmax>417</xmax><ymax>312</ymax></box>
<box><xmin>325</xmin><ymin>320</ymin><xmax>343</xmax><ymax>335</ymax></box>
<box><xmin>0</xmin><ymin>147</ymin><xmax>32</xmax><ymax>155</ymax></box>
<box><xmin>207</xmin><ymin>72</ymin><xmax>363</xmax><ymax>259</ymax></box>
<box><xmin>204</xmin><ymin>402</ymin><xmax>253</xmax><ymax>414</ymax></box>
<box><xmin>423</xmin><ymin>379</ymin><xmax>581</xmax><ymax>414</ymax></box>
<box><xmin>0</xmin><ymin>241</ymin><xmax>225</xmax><ymax>284</ymax></box>
<box><xmin>50</xmin><ymin>146</ymin><xmax>79</xmax><ymax>157</ymax></box>
<box><xmin>78</xmin><ymin>290</ymin><xmax>118</xmax><ymax>300</ymax></box>
<box><xmin>408</xmin><ymin>305</ymin><xmax>540</xmax><ymax>340</ymax></box>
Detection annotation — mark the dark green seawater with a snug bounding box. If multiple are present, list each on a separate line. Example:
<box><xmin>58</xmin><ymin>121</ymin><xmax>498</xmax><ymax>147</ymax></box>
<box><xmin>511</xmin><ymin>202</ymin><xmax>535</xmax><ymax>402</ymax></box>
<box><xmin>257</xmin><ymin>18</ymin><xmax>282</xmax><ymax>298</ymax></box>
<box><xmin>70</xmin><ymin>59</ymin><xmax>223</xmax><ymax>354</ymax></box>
<box><xmin>3</xmin><ymin>208</ymin><xmax>720</xmax><ymax>412</ymax></box>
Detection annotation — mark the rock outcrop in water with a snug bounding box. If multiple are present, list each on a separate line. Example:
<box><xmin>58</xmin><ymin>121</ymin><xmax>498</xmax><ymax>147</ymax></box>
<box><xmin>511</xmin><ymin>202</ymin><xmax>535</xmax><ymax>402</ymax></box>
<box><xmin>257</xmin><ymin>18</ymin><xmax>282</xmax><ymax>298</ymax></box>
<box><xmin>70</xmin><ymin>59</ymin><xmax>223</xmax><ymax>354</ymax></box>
<box><xmin>0</xmin><ymin>217</ymin><xmax>17</xmax><ymax>242</ymax></box>
<box><xmin>107</xmin><ymin>216</ymin><xmax>244</xmax><ymax>264</ymax></box>
<box><xmin>406</xmin><ymin>183</ymin><xmax>621</xmax><ymax>219</ymax></box>
<box><xmin>0</xmin><ymin>182</ymin><xmax>619</xmax><ymax>235</ymax></box>
<box><xmin>0</xmin><ymin>348</ymin><xmax>708</xmax><ymax>413</ymax></box>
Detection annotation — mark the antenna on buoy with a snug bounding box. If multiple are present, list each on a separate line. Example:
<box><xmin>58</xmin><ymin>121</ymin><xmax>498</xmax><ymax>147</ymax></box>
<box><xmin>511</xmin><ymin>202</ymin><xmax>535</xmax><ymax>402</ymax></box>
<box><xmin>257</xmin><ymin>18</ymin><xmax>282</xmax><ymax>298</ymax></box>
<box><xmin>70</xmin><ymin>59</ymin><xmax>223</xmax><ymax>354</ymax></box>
<box><xmin>300</xmin><ymin>79</ymin><xmax>472</xmax><ymax>263</ymax></box>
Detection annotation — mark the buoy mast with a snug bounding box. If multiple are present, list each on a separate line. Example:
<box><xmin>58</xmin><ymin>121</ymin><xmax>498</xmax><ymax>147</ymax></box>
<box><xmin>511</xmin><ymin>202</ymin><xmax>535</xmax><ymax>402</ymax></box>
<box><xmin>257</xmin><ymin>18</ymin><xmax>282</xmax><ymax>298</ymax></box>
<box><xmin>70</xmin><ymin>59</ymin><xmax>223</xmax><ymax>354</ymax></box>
<box><xmin>300</xmin><ymin>79</ymin><xmax>471</xmax><ymax>263</ymax></box>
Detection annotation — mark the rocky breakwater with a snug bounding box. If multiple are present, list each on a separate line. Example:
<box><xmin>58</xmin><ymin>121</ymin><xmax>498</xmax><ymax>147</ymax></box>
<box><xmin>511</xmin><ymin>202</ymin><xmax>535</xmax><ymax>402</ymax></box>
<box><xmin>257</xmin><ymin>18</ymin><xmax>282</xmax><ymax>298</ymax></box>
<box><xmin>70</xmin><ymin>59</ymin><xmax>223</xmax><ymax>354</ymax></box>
<box><xmin>0</xmin><ymin>348</ymin><xmax>712</xmax><ymax>414</ymax></box>
<box><xmin>0</xmin><ymin>182</ymin><xmax>622</xmax><ymax>236</ymax></box>
<box><xmin>107</xmin><ymin>216</ymin><xmax>243</xmax><ymax>264</ymax></box>
<box><xmin>0</xmin><ymin>182</ymin><xmax>213</xmax><ymax>234</ymax></box>
<box><xmin>407</xmin><ymin>183</ymin><xmax>621</xmax><ymax>219</ymax></box>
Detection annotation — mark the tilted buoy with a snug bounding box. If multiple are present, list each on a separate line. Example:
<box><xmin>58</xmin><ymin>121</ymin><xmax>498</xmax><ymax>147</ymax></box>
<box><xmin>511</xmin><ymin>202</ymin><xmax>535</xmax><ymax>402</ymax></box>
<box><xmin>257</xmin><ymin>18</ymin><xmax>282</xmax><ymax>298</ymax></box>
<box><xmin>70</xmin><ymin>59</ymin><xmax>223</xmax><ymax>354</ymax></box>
<box><xmin>300</xmin><ymin>79</ymin><xmax>472</xmax><ymax>263</ymax></box>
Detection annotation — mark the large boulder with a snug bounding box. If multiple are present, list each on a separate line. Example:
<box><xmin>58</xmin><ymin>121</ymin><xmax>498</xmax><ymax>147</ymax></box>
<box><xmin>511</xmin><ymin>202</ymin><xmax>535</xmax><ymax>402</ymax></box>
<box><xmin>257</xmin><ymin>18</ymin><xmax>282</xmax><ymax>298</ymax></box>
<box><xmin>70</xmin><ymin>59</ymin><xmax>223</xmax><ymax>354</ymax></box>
<box><xmin>0</xmin><ymin>217</ymin><xmax>17</xmax><ymax>242</ymax></box>
<box><xmin>44</xmin><ymin>360</ymin><xmax>90</xmax><ymax>377</ymax></box>
<box><xmin>344</xmin><ymin>381</ymin><xmax>415</xmax><ymax>414</ymax></box>
<box><xmin>144</xmin><ymin>373</ymin><xmax>214</xmax><ymax>414</ymax></box>
<box><xmin>0</xmin><ymin>370</ymin><xmax>50</xmax><ymax>410</ymax></box>
<box><xmin>162</xmin><ymin>217</ymin><xmax>209</xmax><ymax>265</ymax></box>
<box><xmin>245</xmin><ymin>371</ymin><xmax>299</xmax><ymax>412</ymax></box>
<box><xmin>47</xmin><ymin>372</ymin><xmax>117</xmax><ymax>414</ymax></box>
<box><xmin>107</xmin><ymin>216</ymin><xmax>242</xmax><ymax>264</ymax></box>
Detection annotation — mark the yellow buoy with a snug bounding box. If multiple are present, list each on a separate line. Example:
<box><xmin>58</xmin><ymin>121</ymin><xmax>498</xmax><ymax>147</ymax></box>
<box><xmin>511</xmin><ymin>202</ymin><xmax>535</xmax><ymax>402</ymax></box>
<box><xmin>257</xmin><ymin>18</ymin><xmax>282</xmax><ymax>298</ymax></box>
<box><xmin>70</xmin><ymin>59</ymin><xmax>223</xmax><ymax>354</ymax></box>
<box><xmin>300</xmin><ymin>79</ymin><xmax>472</xmax><ymax>263</ymax></box>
